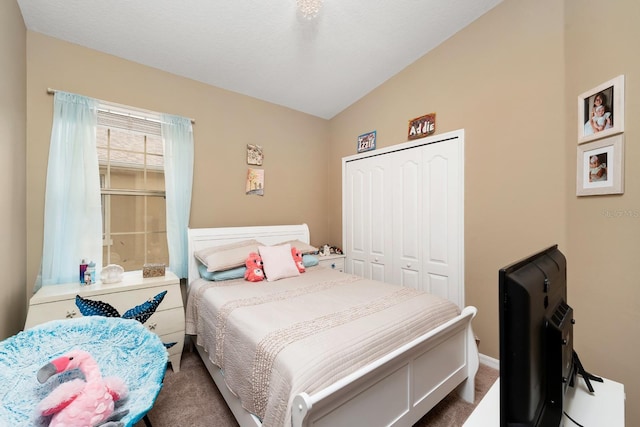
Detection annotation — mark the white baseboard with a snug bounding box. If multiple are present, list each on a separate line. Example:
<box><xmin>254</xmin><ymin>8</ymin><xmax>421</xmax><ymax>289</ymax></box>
<box><xmin>479</xmin><ymin>353</ymin><xmax>499</xmax><ymax>370</ymax></box>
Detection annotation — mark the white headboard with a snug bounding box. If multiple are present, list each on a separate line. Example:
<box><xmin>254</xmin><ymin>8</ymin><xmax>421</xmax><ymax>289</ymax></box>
<box><xmin>187</xmin><ymin>223</ymin><xmax>310</xmax><ymax>285</ymax></box>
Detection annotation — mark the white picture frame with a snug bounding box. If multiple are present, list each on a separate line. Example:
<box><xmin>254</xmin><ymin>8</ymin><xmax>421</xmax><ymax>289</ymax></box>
<box><xmin>576</xmin><ymin>134</ymin><xmax>624</xmax><ymax>196</ymax></box>
<box><xmin>578</xmin><ymin>75</ymin><xmax>624</xmax><ymax>144</ymax></box>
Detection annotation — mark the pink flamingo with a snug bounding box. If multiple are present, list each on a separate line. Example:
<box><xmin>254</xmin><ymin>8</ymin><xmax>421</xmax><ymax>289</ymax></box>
<box><xmin>36</xmin><ymin>349</ymin><xmax>129</xmax><ymax>427</ymax></box>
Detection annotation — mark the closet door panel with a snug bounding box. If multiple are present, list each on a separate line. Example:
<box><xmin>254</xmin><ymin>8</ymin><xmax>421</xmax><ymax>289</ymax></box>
<box><xmin>421</xmin><ymin>140</ymin><xmax>462</xmax><ymax>305</ymax></box>
<box><xmin>393</xmin><ymin>154</ymin><xmax>423</xmax><ymax>290</ymax></box>
<box><xmin>344</xmin><ymin>156</ymin><xmax>392</xmax><ymax>282</ymax></box>
<box><xmin>368</xmin><ymin>165</ymin><xmax>391</xmax><ymax>281</ymax></box>
<box><xmin>344</xmin><ymin>166</ymin><xmax>367</xmax><ymax>275</ymax></box>
<box><xmin>370</xmin><ymin>166</ymin><xmax>387</xmax><ymax>255</ymax></box>
<box><xmin>426</xmin><ymin>273</ymin><xmax>450</xmax><ymax>300</ymax></box>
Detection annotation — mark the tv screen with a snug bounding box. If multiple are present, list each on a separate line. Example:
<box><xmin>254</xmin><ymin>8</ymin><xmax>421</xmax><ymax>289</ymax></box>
<box><xmin>499</xmin><ymin>245</ymin><xmax>574</xmax><ymax>427</ymax></box>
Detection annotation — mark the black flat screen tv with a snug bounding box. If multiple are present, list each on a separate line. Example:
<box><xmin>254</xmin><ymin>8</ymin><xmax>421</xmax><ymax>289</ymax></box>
<box><xmin>499</xmin><ymin>245</ymin><xmax>575</xmax><ymax>427</ymax></box>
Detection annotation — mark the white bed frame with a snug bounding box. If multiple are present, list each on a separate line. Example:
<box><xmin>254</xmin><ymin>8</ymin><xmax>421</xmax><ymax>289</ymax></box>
<box><xmin>187</xmin><ymin>224</ymin><xmax>479</xmax><ymax>427</ymax></box>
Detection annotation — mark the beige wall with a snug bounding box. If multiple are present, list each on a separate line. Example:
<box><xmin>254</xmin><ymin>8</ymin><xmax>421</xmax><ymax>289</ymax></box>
<box><xmin>330</xmin><ymin>0</ymin><xmax>566</xmax><ymax>360</ymax></box>
<box><xmin>0</xmin><ymin>1</ymin><xmax>27</xmax><ymax>339</ymax></box>
<box><xmin>329</xmin><ymin>0</ymin><xmax>638</xmax><ymax>423</ymax></box>
<box><xmin>25</xmin><ymin>33</ymin><xmax>330</xmax><ymax>298</ymax></box>
<box><xmin>564</xmin><ymin>0</ymin><xmax>640</xmax><ymax>424</ymax></box>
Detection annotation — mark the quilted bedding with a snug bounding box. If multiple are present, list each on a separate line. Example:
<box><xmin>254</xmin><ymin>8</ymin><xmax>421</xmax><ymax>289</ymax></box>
<box><xmin>185</xmin><ymin>266</ymin><xmax>459</xmax><ymax>427</ymax></box>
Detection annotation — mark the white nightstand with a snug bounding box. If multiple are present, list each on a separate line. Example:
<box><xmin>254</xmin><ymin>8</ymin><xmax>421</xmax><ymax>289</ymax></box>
<box><xmin>25</xmin><ymin>271</ymin><xmax>185</xmax><ymax>372</ymax></box>
<box><xmin>317</xmin><ymin>254</ymin><xmax>345</xmax><ymax>272</ymax></box>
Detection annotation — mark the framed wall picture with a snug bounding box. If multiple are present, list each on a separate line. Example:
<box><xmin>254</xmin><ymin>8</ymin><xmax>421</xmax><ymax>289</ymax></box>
<box><xmin>246</xmin><ymin>168</ymin><xmax>264</xmax><ymax>196</ymax></box>
<box><xmin>357</xmin><ymin>131</ymin><xmax>376</xmax><ymax>153</ymax></box>
<box><xmin>578</xmin><ymin>75</ymin><xmax>624</xmax><ymax>144</ymax></box>
<box><xmin>247</xmin><ymin>144</ymin><xmax>263</xmax><ymax>165</ymax></box>
<box><xmin>576</xmin><ymin>134</ymin><xmax>624</xmax><ymax>196</ymax></box>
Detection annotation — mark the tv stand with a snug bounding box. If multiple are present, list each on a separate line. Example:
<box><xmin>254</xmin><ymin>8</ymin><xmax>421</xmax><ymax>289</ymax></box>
<box><xmin>463</xmin><ymin>373</ymin><xmax>625</xmax><ymax>426</ymax></box>
<box><xmin>571</xmin><ymin>350</ymin><xmax>602</xmax><ymax>393</ymax></box>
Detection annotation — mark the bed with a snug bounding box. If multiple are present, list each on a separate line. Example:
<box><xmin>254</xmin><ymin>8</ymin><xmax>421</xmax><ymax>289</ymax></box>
<box><xmin>186</xmin><ymin>223</ymin><xmax>478</xmax><ymax>427</ymax></box>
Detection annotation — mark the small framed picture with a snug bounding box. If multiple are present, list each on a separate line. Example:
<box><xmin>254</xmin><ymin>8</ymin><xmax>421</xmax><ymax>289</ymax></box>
<box><xmin>357</xmin><ymin>131</ymin><xmax>376</xmax><ymax>153</ymax></box>
<box><xmin>246</xmin><ymin>168</ymin><xmax>264</xmax><ymax>196</ymax></box>
<box><xmin>578</xmin><ymin>75</ymin><xmax>624</xmax><ymax>144</ymax></box>
<box><xmin>576</xmin><ymin>134</ymin><xmax>624</xmax><ymax>196</ymax></box>
<box><xmin>247</xmin><ymin>144</ymin><xmax>263</xmax><ymax>165</ymax></box>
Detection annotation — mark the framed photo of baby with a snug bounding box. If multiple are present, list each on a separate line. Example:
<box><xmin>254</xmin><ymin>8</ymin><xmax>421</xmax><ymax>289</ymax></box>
<box><xmin>576</xmin><ymin>134</ymin><xmax>624</xmax><ymax>196</ymax></box>
<box><xmin>578</xmin><ymin>75</ymin><xmax>624</xmax><ymax>144</ymax></box>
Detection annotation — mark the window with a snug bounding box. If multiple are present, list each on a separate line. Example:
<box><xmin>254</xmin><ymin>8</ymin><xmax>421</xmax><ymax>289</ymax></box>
<box><xmin>96</xmin><ymin>108</ymin><xmax>168</xmax><ymax>271</ymax></box>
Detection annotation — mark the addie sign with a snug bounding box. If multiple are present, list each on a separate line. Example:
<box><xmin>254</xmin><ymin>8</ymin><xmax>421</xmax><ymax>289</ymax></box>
<box><xmin>408</xmin><ymin>113</ymin><xmax>436</xmax><ymax>140</ymax></box>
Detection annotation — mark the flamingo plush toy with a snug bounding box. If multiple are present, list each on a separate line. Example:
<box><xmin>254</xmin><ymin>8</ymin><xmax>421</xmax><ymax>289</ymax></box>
<box><xmin>36</xmin><ymin>349</ymin><xmax>129</xmax><ymax>427</ymax></box>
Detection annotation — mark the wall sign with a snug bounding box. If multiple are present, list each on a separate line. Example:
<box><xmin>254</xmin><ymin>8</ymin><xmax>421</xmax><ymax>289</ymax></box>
<box><xmin>357</xmin><ymin>130</ymin><xmax>376</xmax><ymax>153</ymax></box>
<box><xmin>408</xmin><ymin>113</ymin><xmax>436</xmax><ymax>140</ymax></box>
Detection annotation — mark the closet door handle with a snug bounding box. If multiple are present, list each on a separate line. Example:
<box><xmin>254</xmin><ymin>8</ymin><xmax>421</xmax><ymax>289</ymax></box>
<box><xmin>406</xmin><ymin>263</ymin><xmax>411</xmax><ymax>268</ymax></box>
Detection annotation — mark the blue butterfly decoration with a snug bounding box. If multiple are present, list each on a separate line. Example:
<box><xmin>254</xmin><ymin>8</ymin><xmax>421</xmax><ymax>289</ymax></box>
<box><xmin>75</xmin><ymin>291</ymin><xmax>177</xmax><ymax>349</ymax></box>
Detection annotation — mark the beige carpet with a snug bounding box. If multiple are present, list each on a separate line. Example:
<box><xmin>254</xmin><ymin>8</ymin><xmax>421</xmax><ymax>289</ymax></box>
<box><xmin>135</xmin><ymin>349</ymin><xmax>498</xmax><ymax>427</ymax></box>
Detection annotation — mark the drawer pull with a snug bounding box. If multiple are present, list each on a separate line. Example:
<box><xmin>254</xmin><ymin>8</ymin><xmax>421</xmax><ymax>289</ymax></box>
<box><xmin>148</xmin><ymin>322</ymin><xmax>157</xmax><ymax>331</ymax></box>
<box><xmin>66</xmin><ymin>309</ymin><xmax>77</xmax><ymax>318</ymax></box>
<box><xmin>331</xmin><ymin>263</ymin><xmax>336</xmax><ymax>269</ymax></box>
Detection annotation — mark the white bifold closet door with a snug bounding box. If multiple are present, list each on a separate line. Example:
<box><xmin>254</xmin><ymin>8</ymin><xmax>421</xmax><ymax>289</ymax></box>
<box><xmin>342</xmin><ymin>130</ymin><xmax>464</xmax><ymax>308</ymax></box>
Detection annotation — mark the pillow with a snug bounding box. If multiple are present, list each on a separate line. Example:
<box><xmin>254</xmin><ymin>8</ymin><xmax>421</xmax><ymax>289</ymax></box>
<box><xmin>278</xmin><ymin>240</ymin><xmax>318</xmax><ymax>255</ymax></box>
<box><xmin>198</xmin><ymin>264</ymin><xmax>246</xmax><ymax>281</ymax></box>
<box><xmin>258</xmin><ymin>244</ymin><xmax>300</xmax><ymax>282</ymax></box>
<box><xmin>302</xmin><ymin>254</ymin><xmax>319</xmax><ymax>267</ymax></box>
<box><xmin>194</xmin><ymin>239</ymin><xmax>261</xmax><ymax>272</ymax></box>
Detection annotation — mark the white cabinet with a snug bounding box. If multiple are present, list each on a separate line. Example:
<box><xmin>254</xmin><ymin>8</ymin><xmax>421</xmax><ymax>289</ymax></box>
<box><xmin>25</xmin><ymin>271</ymin><xmax>185</xmax><ymax>372</ymax></box>
<box><xmin>342</xmin><ymin>130</ymin><xmax>465</xmax><ymax>308</ymax></box>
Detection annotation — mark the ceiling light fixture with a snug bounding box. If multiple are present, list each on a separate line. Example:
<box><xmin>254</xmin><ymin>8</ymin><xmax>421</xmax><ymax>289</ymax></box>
<box><xmin>296</xmin><ymin>0</ymin><xmax>323</xmax><ymax>20</ymax></box>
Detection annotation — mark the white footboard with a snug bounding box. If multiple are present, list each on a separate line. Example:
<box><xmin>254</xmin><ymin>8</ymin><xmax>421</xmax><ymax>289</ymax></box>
<box><xmin>291</xmin><ymin>306</ymin><xmax>479</xmax><ymax>427</ymax></box>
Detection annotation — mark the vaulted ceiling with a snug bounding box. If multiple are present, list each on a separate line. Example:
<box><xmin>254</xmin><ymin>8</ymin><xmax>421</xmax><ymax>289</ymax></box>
<box><xmin>18</xmin><ymin>0</ymin><xmax>502</xmax><ymax>119</ymax></box>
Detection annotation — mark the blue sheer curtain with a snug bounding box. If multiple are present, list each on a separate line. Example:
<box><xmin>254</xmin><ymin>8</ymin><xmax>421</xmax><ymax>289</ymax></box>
<box><xmin>36</xmin><ymin>92</ymin><xmax>102</xmax><ymax>291</ymax></box>
<box><xmin>161</xmin><ymin>114</ymin><xmax>194</xmax><ymax>279</ymax></box>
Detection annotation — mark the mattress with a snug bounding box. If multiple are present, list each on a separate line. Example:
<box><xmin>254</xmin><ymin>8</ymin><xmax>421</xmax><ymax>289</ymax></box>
<box><xmin>185</xmin><ymin>266</ymin><xmax>459</xmax><ymax>427</ymax></box>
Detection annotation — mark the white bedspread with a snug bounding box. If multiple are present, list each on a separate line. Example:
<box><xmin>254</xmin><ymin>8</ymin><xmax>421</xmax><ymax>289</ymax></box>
<box><xmin>186</xmin><ymin>266</ymin><xmax>459</xmax><ymax>427</ymax></box>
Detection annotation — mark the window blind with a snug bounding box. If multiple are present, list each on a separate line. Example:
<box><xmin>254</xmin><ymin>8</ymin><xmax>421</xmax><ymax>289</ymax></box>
<box><xmin>97</xmin><ymin>109</ymin><xmax>162</xmax><ymax>136</ymax></box>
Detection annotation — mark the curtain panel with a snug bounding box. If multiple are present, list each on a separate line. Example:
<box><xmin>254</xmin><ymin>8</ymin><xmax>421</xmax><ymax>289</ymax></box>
<box><xmin>161</xmin><ymin>114</ymin><xmax>194</xmax><ymax>279</ymax></box>
<box><xmin>37</xmin><ymin>92</ymin><xmax>102</xmax><ymax>291</ymax></box>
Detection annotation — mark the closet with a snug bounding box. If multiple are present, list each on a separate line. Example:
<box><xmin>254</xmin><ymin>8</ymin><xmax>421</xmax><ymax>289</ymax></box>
<box><xmin>342</xmin><ymin>129</ymin><xmax>464</xmax><ymax>308</ymax></box>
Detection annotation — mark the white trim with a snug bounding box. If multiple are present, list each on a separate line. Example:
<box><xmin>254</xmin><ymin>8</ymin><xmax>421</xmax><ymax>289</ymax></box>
<box><xmin>479</xmin><ymin>353</ymin><xmax>499</xmax><ymax>370</ymax></box>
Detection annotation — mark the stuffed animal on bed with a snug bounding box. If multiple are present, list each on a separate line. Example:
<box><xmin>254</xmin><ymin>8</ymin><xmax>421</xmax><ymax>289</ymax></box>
<box><xmin>36</xmin><ymin>349</ymin><xmax>129</xmax><ymax>427</ymax></box>
<box><xmin>244</xmin><ymin>252</ymin><xmax>265</xmax><ymax>282</ymax></box>
<box><xmin>291</xmin><ymin>247</ymin><xmax>305</xmax><ymax>273</ymax></box>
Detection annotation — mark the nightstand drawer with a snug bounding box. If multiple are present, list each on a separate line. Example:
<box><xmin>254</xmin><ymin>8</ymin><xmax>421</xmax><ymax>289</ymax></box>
<box><xmin>318</xmin><ymin>256</ymin><xmax>345</xmax><ymax>272</ymax></box>
<box><xmin>144</xmin><ymin>306</ymin><xmax>185</xmax><ymax>336</ymax></box>
<box><xmin>161</xmin><ymin>330</ymin><xmax>186</xmax><ymax>357</ymax></box>
<box><xmin>25</xmin><ymin>284</ymin><xmax>182</xmax><ymax>328</ymax></box>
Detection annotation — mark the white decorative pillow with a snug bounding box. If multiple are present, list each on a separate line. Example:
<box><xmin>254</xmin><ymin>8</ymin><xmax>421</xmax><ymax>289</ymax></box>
<box><xmin>195</xmin><ymin>239</ymin><xmax>261</xmax><ymax>272</ymax></box>
<box><xmin>258</xmin><ymin>244</ymin><xmax>300</xmax><ymax>282</ymax></box>
<box><xmin>278</xmin><ymin>239</ymin><xmax>318</xmax><ymax>255</ymax></box>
